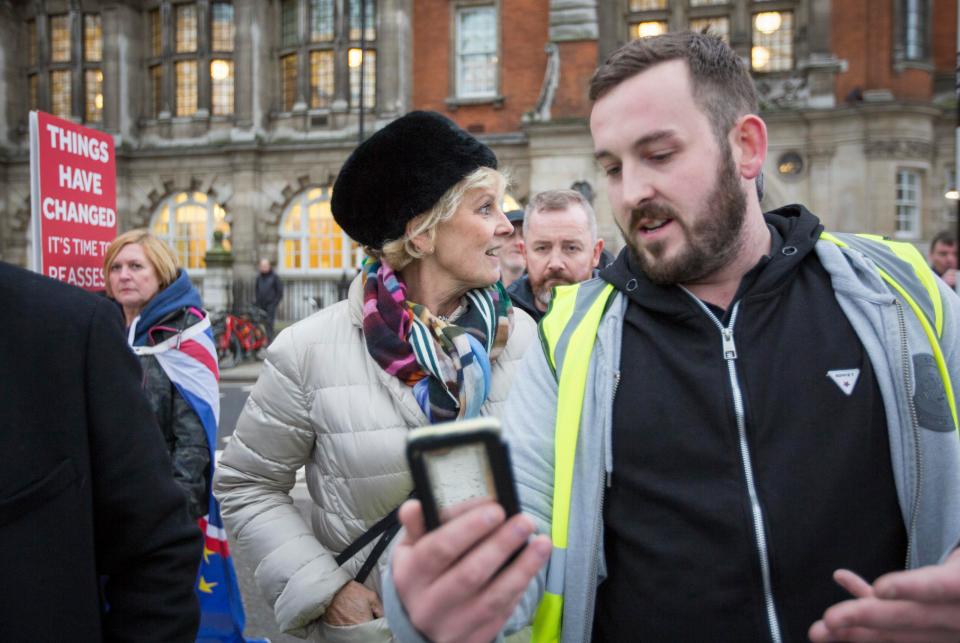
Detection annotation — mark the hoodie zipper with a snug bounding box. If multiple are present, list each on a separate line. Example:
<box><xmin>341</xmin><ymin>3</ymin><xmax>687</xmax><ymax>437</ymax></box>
<box><xmin>684</xmin><ymin>294</ymin><xmax>783</xmax><ymax>643</ymax></box>
<box><xmin>894</xmin><ymin>300</ymin><xmax>923</xmax><ymax>568</ymax></box>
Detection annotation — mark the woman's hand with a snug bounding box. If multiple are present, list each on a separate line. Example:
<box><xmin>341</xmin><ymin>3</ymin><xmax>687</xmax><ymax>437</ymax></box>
<box><xmin>322</xmin><ymin>580</ymin><xmax>384</xmax><ymax>626</ymax></box>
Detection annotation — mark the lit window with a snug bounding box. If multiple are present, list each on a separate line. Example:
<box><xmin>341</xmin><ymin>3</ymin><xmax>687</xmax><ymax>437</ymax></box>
<box><xmin>690</xmin><ymin>16</ymin><xmax>729</xmax><ymax>41</ymax></box>
<box><xmin>176</xmin><ymin>4</ymin><xmax>198</xmax><ymax>53</ymax></box>
<box><xmin>151</xmin><ymin>192</ymin><xmax>230</xmax><ymax>270</ymax></box>
<box><xmin>751</xmin><ymin>11</ymin><xmax>792</xmax><ymax>72</ymax></box>
<box><xmin>176</xmin><ymin>60</ymin><xmax>198</xmax><ymax>116</ymax></box>
<box><xmin>895</xmin><ymin>169</ymin><xmax>921</xmax><ymax>239</ymax></box>
<box><xmin>29</xmin><ymin>75</ymin><xmax>39</xmax><ymax>110</ymax></box>
<box><xmin>85</xmin><ymin>69</ymin><xmax>103</xmax><ymax>123</ymax></box>
<box><xmin>311</xmin><ymin>51</ymin><xmax>335</xmax><ymax>108</ymax></box>
<box><xmin>84</xmin><ymin>15</ymin><xmax>102</xmax><ymax>62</ymax></box>
<box><xmin>903</xmin><ymin>0</ymin><xmax>928</xmax><ymax>61</ymax></box>
<box><xmin>151</xmin><ymin>9</ymin><xmax>163</xmax><ymax>57</ymax></box>
<box><xmin>455</xmin><ymin>6</ymin><xmax>497</xmax><ymax>99</ymax></box>
<box><xmin>279</xmin><ymin>187</ymin><xmax>359</xmax><ymax>273</ymax></box>
<box><xmin>212</xmin><ymin>3</ymin><xmax>235</xmax><ymax>52</ymax></box>
<box><xmin>311</xmin><ymin>0</ymin><xmax>335</xmax><ymax>42</ymax></box>
<box><xmin>282</xmin><ymin>0</ymin><xmax>299</xmax><ymax>47</ymax></box>
<box><xmin>27</xmin><ymin>20</ymin><xmax>38</xmax><ymax>65</ymax></box>
<box><xmin>629</xmin><ymin>0</ymin><xmax>666</xmax><ymax>9</ymax></box>
<box><xmin>349</xmin><ymin>0</ymin><xmax>377</xmax><ymax>41</ymax></box>
<box><xmin>349</xmin><ymin>48</ymin><xmax>376</xmax><ymax>109</ymax></box>
<box><xmin>211</xmin><ymin>60</ymin><xmax>234</xmax><ymax>115</ymax></box>
<box><xmin>50</xmin><ymin>70</ymin><xmax>72</xmax><ymax>118</ymax></box>
<box><xmin>50</xmin><ymin>14</ymin><xmax>71</xmax><ymax>63</ymax></box>
<box><xmin>630</xmin><ymin>21</ymin><xmax>667</xmax><ymax>40</ymax></box>
<box><xmin>281</xmin><ymin>54</ymin><xmax>299</xmax><ymax>111</ymax></box>
<box><xmin>151</xmin><ymin>65</ymin><xmax>164</xmax><ymax>117</ymax></box>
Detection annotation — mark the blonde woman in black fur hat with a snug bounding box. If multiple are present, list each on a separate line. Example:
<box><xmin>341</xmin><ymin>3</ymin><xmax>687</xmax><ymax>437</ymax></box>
<box><xmin>214</xmin><ymin>111</ymin><xmax>536</xmax><ymax>642</ymax></box>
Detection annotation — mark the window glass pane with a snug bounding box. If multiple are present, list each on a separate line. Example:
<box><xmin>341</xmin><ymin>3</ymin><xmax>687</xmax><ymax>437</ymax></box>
<box><xmin>456</xmin><ymin>7</ymin><xmax>496</xmax><ymax>98</ymax></box>
<box><xmin>690</xmin><ymin>0</ymin><xmax>727</xmax><ymax>5</ymax></box>
<box><xmin>175</xmin><ymin>201</ymin><xmax>208</xmax><ymax>269</ymax></box>
<box><xmin>629</xmin><ymin>0</ymin><xmax>666</xmax><ymax>8</ymax></box>
<box><xmin>175</xmin><ymin>60</ymin><xmax>198</xmax><ymax>116</ymax></box>
<box><xmin>281</xmin><ymin>53</ymin><xmax>298</xmax><ymax>111</ymax></box>
<box><xmin>310</xmin><ymin>50</ymin><xmax>335</xmax><ymax>108</ymax></box>
<box><xmin>348</xmin><ymin>48</ymin><xmax>376</xmax><ymax>109</ymax></box>
<box><xmin>27</xmin><ymin>20</ymin><xmax>38</xmax><ymax>65</ymax></box>
<box><xmin>151</xmin><ymin>9</ymin><xmax>163</xmax><ymax>57</ymax></box>
<box><xmin>50</xmin><ymin>70</ymin><xmax>72</xmax><ymax>118</ymax></box>
<box><xmin>349</xmin><ymin>0</ymin><xmax>376</xmax><ymax>41</ymax></box>
<box><xmin>29</xmin><ymin>75</ymin><xmax>39</xmax><ymax>110</ymax></box>
<box><xmin>151</xmin><ymin>65</ymin><xmax>164</xmax><ymax>116</ymax></box>
<box><xmin>311</xmin><ymin>0</ymin><xmax>335</xmax><ymax>42</ymax></box>
<box><xmin>282</xmin><ymin>0</ymin><xmax>298</xmax><ymax>47</ymax></box>
<box><xmin>85</xmin><ymin>69</ymin><xmax>103</xmax><ymax>123</ymax></box>
<box><xmin>903</xmin><ymin>0</ymin><xmax>928</xmax><ymax>60</ymax></box>
<box><xmin>211</xmin><ymin>59</ymin><xmax>234</xmax><ymax>115</ymax></box>
<box><xmin>895</xmin><ymin>170</ymin><xmax>921</xmax><ymax>238</ymax></box>
<box><xmin>50</xmin><ymin>14</ymin><xmax>71</xmax><ymax>63</ymax></box>
<box><xmin>176</xmin><ymin>4</ymin><xmax>198</xmax><ymax>53</ymax></box>
<box><xmin>690</xmin><ymin>16</ymin><xmax>729</xmax><ymax>42</ymax></box>
<box><xmin>752</xmin><ymin>11</ymin><xmax>793</xmax><ymax>72</ymax></box>
<box><xmin>629</xmin><ymin>21</ymin><xmax>667</xmax><ymax>40</ymax></box>
<box><xmin>213</xmin><ymin>204</ymin><xmax>231</xmax><ymax>251</ymax></box>
<box><xmin>212</xmin><ymin>3</ymin><xmax>235</xmax><ymax>52</ymax></box>
<box><xmin>284</xmin><ymin>203</ymin><xmax>302</xmax><ymax>232</ymax></box>
<box><xmin>84</xmin><ymin>15</ymin><xmax>102</xmax><ymax>62</ymax></box>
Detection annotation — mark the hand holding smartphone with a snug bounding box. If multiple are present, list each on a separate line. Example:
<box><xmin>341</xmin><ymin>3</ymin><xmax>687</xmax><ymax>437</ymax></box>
<box><xmin>406</xmin><ymin>417</ymin><xmax>521</xmax><ymax>530</ymax></box>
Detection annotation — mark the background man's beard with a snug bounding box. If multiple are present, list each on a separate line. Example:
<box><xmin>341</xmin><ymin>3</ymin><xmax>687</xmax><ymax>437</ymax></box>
<box><xmin>624</xmin><ymin>151</ymin><xmax>747</xmax><ymax>285</ymax></box>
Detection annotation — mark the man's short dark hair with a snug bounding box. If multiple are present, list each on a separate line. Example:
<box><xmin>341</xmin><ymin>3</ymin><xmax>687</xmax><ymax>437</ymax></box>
<box><xmin>589</xmin><ymin>31</ymin><xmax>758</xmax><ymax>144</ymax></box>
<box><xmin>931</xmin><ymin>230</ymin><xmax>957</xmax><ymax>252</ymax></box>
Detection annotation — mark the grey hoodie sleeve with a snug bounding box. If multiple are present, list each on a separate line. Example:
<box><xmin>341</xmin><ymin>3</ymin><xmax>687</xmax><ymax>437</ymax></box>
<box><xmin>383</xmin><ymin>342</ymin><xmax>558</xmax><ymax>640</ymax></box>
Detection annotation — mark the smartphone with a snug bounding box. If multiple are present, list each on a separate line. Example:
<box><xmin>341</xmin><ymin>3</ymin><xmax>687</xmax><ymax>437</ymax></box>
<box><xmin>406</xmin><ymin>417</ymin><xmax>521</xmax><ymax>531</ymax></box>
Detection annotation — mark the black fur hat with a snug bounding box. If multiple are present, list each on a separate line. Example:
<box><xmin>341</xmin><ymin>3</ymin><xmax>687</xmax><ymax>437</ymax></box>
<box><xmin>331</xmin><ymin>111</ymin><xmax>498</xmax><ymax>249</ymax></box>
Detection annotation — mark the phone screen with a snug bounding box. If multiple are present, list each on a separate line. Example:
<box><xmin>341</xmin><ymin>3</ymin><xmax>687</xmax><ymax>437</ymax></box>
<box><xmin>423</xmin><ymin>442</ymin><xmax>498</xmax><ymax>522</ymax></box>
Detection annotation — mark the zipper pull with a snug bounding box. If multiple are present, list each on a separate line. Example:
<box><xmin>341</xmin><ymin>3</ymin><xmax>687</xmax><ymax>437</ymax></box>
<box><xmin>721</xmin><ymin>327</ymin><xmax>737</xmax><ymax>360</ymax></box>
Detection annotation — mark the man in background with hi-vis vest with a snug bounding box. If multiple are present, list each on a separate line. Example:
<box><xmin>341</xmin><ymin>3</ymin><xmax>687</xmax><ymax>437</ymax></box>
<box><xmin>383</xmin><ymin>31</ymin><xmax>960</xmax><ymax>643</ymax></box>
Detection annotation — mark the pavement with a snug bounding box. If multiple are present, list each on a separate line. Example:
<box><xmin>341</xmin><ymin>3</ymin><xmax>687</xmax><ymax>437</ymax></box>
<box><xmin>219</xmin><ymin>358</ymin><xmax>264</xmax><ymax>382</ymax></box>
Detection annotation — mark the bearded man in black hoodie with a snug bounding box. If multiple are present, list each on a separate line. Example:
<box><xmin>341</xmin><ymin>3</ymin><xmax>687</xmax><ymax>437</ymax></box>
<box><xmin>383</xmin><ymin>31</ymin><xmax>960</xmax><ymax>643</ymax></box>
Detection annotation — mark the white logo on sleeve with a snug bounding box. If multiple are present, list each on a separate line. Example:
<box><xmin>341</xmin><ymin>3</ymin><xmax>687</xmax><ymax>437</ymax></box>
<box><xmin>827</xmin><ymin>369</ymin><xmax>860</xmax><ymax>396</ymax></box>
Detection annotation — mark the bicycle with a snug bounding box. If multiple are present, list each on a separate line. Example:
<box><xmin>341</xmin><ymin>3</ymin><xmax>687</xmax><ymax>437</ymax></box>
<box><xmin>211</xmin><ymin>307</ymin><xmax>269</xmax><ymax>368</ymax></box>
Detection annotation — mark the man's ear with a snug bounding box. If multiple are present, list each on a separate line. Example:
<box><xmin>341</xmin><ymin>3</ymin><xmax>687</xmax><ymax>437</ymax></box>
<box><xmin>592</xmin><ymin>238</ymin><xmax>605</xmax><ymax>267</ymax></box>
<box><xmin>729</xmin><ymin>114</ymin><xmax>767</xmax><ymax>181</ymax></box>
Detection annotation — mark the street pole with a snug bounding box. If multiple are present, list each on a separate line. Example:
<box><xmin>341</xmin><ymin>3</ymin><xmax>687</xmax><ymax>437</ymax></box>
<box><xmin>358</xmin><ymin>0</ymin><xmax>366</xmax><ymax>144</ymax></box>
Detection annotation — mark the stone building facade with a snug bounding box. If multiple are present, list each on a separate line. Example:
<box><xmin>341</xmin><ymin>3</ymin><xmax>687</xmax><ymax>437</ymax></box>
<box><xmin>0</xmin><ymin>0</ymin><xmax>956</xmax><ymax>320</ymax></box>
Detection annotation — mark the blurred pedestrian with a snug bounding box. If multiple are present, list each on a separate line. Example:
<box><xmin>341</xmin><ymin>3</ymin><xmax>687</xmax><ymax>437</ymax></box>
<box><xmin>507</xmin><ymin>189</ymin><xmax>605</xmax><ymax>321</ymax></box>
<box><xmin>0</xmin><ymin>261</ymin><xmax>201</xmax><ymax>641</ymax></box>
<box><xmin>500</xmin><ymin>209</ymin><xmax>526</xmax><ymax>287</ymax></box>
<box><xmin>103</xmin><ymin>229</ymin><xmax>251</xmax><ymax>641</ymax></box>
<box><xmin>255</xmin><ymin>258</ymin><xmax>283</xmax><ymax>341</ymax></box>
<box><xmin>214</xmin><ymin>111</ymin><xmax>536</xmax><ymax>642</ymax></box>
<box><xmin>929</xmin><ymin>230</ymin><xmax>957</xmax><ymax>289</ymax></box>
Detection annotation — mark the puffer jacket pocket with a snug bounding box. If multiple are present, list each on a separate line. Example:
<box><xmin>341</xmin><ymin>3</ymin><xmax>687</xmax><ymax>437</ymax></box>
<box><xmin>315</xmin><ymin>617</ymin><xmax>394</xmax><ymax>643</ymax></box>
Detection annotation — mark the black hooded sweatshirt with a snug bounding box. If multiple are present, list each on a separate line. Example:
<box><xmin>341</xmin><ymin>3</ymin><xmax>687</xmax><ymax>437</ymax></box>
<box><xmin>592</xmin><ymin>206</ymin><xmax>907</xmax><ymax>643</ymax></box>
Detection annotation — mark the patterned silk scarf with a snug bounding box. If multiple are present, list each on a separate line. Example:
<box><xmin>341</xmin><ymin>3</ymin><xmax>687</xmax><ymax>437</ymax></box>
<box><xmin>361</xmin><ymin>259</ymin><xmax>513</xmax><ymax>422</ymax></box>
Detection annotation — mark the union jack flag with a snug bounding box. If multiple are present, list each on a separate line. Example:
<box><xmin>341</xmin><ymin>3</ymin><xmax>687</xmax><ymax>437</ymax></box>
<box><xmin>133</xmin><ymin>311</ymin><xmax>261</xmax><ymax>643</ymax></box>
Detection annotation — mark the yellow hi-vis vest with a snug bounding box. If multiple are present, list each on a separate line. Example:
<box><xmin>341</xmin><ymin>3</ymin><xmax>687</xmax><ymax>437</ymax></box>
<box><xmin>529</xmin><ymin>232</ymin><xmax>957</xmax><ymax>643</ymax></box>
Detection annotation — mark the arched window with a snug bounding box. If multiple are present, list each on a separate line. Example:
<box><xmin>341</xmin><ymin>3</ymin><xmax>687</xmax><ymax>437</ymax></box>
<box><xmin>279</xmin><ymin>186</ymin><xmax>359</xmax><ymax>273</ymax></box>
<box><xmin>150</xmin><ymin>191</ymin><xmax>230</xmax><ymax>270</ymax></box>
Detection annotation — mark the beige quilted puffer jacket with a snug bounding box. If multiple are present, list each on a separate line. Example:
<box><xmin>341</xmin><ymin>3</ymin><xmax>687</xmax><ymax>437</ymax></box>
<box><xmin>214</xmin><ymin>275</ymin><xmax>536</xmax><ymax>642</ymax></box>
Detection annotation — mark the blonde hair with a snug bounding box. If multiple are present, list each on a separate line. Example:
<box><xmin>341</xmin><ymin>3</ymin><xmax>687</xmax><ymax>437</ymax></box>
<box><xmin>102</xmin><ymin>229</ymin><xmax>180</xmax><ymax>298</ymax></box>
<box><xmin>372</xmin><ymin>166</ymin><xmax>508</xmax><ymax>271</ymax></box>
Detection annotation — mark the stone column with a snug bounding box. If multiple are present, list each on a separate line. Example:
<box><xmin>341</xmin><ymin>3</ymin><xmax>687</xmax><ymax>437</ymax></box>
<box><xmin>203</xmin><ymin>230</ymin><xmax>234</xmax><ymax>313</ymax></box>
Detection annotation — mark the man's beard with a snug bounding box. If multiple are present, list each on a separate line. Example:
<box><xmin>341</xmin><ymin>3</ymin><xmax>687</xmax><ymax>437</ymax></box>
<box><xmin>623</xmin><ymin>149</ymin><xmax>747</xmax><ymax>286</ymax></box>
<box><xmin>532</xmin><ymin>272</ymin><xmax>572</xmax><ymax>309</ymax></box>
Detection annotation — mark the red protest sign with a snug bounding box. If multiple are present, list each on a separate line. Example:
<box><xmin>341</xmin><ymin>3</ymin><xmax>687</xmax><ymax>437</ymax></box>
<box><xmin>29</xmin><ymin>110</ymin><xmax>117</xmax><ymax>291</ymax></box>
